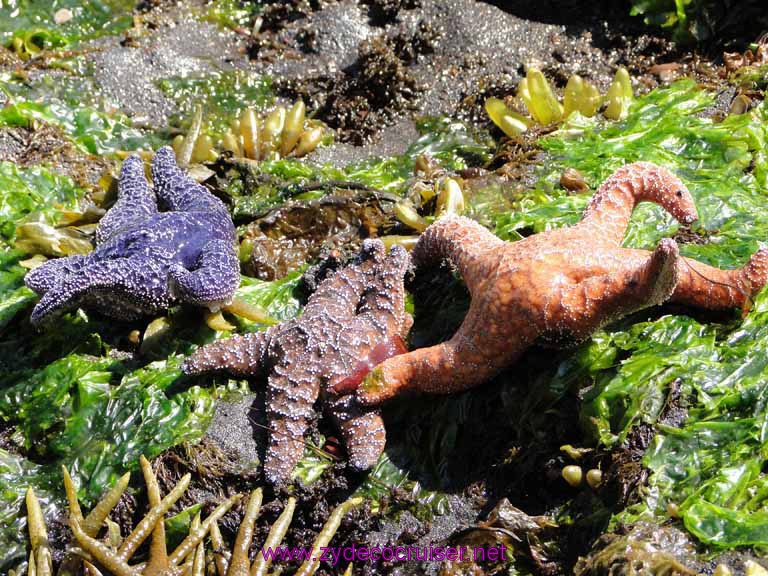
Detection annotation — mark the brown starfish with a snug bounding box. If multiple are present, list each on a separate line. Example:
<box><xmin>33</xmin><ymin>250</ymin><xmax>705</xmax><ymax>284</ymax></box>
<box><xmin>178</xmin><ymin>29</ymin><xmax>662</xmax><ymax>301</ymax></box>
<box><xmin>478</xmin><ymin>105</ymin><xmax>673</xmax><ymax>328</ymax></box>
<box><xmin>352</xmin><ymin>162</ymin><xmax>768</xmax><ymax>405</ymax></box>
<box><xmin>182</xmin><ymin>240</ymin><xmax>411</xmax><ymax>484</ymax></box>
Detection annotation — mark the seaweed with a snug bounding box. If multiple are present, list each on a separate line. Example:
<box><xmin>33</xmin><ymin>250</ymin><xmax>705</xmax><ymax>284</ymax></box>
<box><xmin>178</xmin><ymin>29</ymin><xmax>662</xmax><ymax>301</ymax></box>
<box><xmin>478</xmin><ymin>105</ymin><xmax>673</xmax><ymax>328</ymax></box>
<box><xmin>0</xmin><ymin>1</ymin><xmax>136</xmax><ymax>51</ymax></box>
<box><xmin>0</xmin><ymin>100</ymin><xmax>161</xmax><ymax>155</ymax></box>
<box><xmin>0</xmin><ymin>162</ymin><xmax>83</xmax><ymax>242</ymax></box>
<box><xmin>157</xmin><ymin>71</ymin><xmax>272</xmax><ymax>136</ymax></box>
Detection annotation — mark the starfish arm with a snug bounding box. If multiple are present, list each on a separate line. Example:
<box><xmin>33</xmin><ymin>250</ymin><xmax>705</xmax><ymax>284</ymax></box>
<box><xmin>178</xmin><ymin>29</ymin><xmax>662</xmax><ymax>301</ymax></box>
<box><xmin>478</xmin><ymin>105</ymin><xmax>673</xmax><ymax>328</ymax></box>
<box><xmin>326</xmin><ymin>395</ymin><xmax>386</xmax><ymax>471</ymax></box>
<box><xmin>182</xmin><ymin>331</ymin><xmax>270</xmax><ymax>376</ymax></box>
<box><xmin>670</xmin><ymin>247</ymin><xmax>768</xmax><ymax>310</ymax></box>
<box><xmin>547</xmin><ymin>239</ymin><xmax>680</xmax><ymax>342</ymax></box>
<box><xmin>411</xmin><ymin>215</ymin><xmax>504</xmax><ymax>293</ymax></box>
<box><xmin>150</xmin><ymin>146</ymin><xmax>228</xmax><ymax>214</ymax></box>
<box><xmin>96</xmin><ymin>155</ymin><xmax>157</xmax><ymax>244</ymax></box>
<box><xmin>303</xmin><ymin>240</ymin><xmax>387</xmax><ymax>318</ymax></box>
<box><xmin>168</xmin><ymin>239</ymin><xmax>240</xmax><ymax>309</ymax></box>
<box><xmin>578</xmin><ymin>163</ymin><xmax>698</xmax><ymax>245</ymax></box>
<box><xmin>264</xmin><ymin>369</ymin><xmax>319</xmax><ymax>484</ymax></box>
<box><xmin>303</xmin><ymin>267</ymin><xmax>367</xmax><ymax>320</ymax></box>
<box><xmin>24</xmin><ymin>254</ymin><xmax>88</xmax><ymax>294</ymax></box>
<box><xmin>357</xmin><ymin>244</ymin><xmax>410</xmax><ymax>336</ymax></box>
<box><xmin>29</xmin><ymin>258</ymin><xmax>167</xmax><ymax>325</ymax></box>
<box><xmin>357</xmin><ymin>306</ymin><xmax>536</xmax><ymax>405</ymax></box>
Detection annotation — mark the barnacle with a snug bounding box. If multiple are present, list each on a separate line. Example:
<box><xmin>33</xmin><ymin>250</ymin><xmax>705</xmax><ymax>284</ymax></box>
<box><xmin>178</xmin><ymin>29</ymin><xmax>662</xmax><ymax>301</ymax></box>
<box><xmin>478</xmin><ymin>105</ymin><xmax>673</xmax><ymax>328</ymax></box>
<box><xmin>221</xmin><ymin>101</ymin><xmax>326</xmax><ymax>161</ymax></box>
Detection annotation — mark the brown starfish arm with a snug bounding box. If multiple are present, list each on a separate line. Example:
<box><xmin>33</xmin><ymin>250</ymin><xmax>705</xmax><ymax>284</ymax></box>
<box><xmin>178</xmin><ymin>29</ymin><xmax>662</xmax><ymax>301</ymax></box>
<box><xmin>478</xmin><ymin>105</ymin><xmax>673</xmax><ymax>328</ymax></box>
<box><xmin>182</xmin><ymin>331</ymin><xmax>269</xmax><ymax>376</ymax></box>
<box><xmin>411</xmin><ymin>215</ymin><xmax>504</xmax><ymax>292</ymax></box>
<box><xmin>546</xmin><ymin>238</ymin><xmax>680</xmax><ymax>342</ymax></box>
<box><xmin>578</xmin><ymin>162</ymin><xmax>698</xmax><ymax>244</ymax></box>
<box><xmin>326</xmin><ymin>395</ymin><xmax>386</xmax><ymax>470</ymax></box>
<box><xmin>669</xmin><ymin>247</ymin><xmax>768</xmax><ymax>310</ymax></box>
<box><xmin>304</xmin><ymin>240</ymin><xmax>384</xmax><ymax>318</ymax></box>
<box><xmin>264</xmin><ymin>371</ymin><xmax>319</xmax><ymax>484</ymax></box>
<box><xmin>358</xmin><ymin>245</ymin><xmax>410</xmax><ymax>335</ymax></box>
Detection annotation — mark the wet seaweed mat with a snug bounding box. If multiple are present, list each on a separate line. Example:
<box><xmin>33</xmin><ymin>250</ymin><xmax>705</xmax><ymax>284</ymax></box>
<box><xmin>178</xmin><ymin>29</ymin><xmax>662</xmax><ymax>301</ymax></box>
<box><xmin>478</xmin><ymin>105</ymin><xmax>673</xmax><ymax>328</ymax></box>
<box><xmin>1</xmin><ymin>0</ymin><xmax>768</xmax><ymax>574</ymax></box>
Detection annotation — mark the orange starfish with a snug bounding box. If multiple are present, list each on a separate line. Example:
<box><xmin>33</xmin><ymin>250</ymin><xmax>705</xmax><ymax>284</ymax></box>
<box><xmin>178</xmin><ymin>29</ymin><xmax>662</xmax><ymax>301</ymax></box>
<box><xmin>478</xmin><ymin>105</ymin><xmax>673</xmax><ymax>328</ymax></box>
<box><xmin>351</xmin><ymin>162</ymin><xmax>768</xmax><ymax>405</ymax></box>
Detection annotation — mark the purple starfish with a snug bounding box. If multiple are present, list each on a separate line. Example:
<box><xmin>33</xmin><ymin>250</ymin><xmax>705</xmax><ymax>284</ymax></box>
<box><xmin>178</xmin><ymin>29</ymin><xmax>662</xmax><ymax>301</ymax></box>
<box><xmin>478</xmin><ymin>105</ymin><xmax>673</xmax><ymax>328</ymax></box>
<box><xmin>25</xmin><ymin>146</ymin><xmax>240</xmax><ymax>324</ymax></box>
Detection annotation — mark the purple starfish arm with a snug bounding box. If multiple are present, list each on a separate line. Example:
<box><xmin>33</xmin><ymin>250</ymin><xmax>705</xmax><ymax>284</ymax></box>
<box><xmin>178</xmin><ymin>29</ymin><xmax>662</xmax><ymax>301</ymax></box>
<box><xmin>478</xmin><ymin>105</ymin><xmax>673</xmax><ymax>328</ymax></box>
<box><xmin>151</xmin><ymin>146</ymin><xmax>230</xmax><ymax>215</ymax></box>
<box><xmin>96</xmin><ymin>155</ymin><xmax>157</xmax><ymax>244</ymax></box>
<box><xmin>169</xmin><ymin>239</ymin><xmax>241</xmax><ymax>308</ymax></box>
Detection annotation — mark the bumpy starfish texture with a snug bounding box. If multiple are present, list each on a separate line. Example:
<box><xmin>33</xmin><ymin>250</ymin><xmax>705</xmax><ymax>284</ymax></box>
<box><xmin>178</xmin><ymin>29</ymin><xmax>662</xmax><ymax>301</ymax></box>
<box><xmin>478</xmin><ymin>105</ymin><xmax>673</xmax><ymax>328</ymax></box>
<box><xmin>24</xmin><ymin>146</ymin><xmax>240</xmax><ymax>325</ymax></box>
<box><xmin>356</xmin><ymin>162</ymin><xmax>768</xmax><ymax>405</ymax></box>
<box><xmin>182</xmin><ymin>240</ymin><xmax>411</xmax><ymax>484</ymax></box>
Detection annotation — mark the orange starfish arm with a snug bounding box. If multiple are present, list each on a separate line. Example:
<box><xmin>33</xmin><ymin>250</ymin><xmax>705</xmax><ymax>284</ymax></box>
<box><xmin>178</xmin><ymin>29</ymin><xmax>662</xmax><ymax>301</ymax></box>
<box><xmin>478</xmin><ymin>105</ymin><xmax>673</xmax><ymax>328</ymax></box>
<box><xmin>670</xmin><ymin>248</ymin><xmax>768</xmax><ymax>310</ymax></box>
<box><xmin>547</xmin><ymin>238</ymin><xmax>680</xmax><ymax>343</ymax></box>
<box><xmin>411</xmin><ymin>214</ymin><xmax>504</xmax><ymax>291</ymax></box>
<box><xmin>578</xmin><ymin>161</ymin><xmax>698</xmax><ymax>243</ymax></box>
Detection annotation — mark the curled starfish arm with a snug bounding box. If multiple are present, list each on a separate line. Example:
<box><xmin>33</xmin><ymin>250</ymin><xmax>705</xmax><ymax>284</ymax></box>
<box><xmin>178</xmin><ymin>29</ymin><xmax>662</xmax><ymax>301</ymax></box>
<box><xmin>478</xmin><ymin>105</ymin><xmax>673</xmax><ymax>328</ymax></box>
<box><xmin>182</xmin><ymin>331</ymin><xmax>270</xmax><ymax>376</ymax></box>
<box><xmin>578</xmin><ymin>162</ymin><xmax>698</xmax><ymax>244</ymax></box>
<box><xmin>24</xmin><ymin>254</ymin><xmax>88</xmax><ymax>294</ymax></box>
<box><xmin>670</xmin><ymin>247</ymin><xmax>768</xmax><ymax>310</ymax></box>
<box><xmin>264</xmin><ymin>370</ymin><xmax>319</xmax><ymax>485</ymax></box>
<box><xmin>151</xmin><ymin>146</ymin><xmax>227</xmax><ymax>214</ymax></box>
<box><xmin>96</xmin><ymin>155</ymin><xmax>157</xmax><ymax>244</ymax></box>
<box><xmin>168</xmin><ymin>239</ymin><xmax>240</xmax><ymax>308</ymax></box>
<box><xmin>412</xmin><ymin>215</ymin><xmax>503</xmax><ymax>292</ymax></box>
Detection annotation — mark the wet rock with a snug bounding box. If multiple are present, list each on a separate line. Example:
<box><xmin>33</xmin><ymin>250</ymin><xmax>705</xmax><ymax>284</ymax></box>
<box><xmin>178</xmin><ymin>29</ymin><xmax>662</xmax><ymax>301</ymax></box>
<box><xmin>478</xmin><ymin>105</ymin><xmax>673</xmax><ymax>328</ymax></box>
<box><xmin>91</xmin><ymin>14</ymin><xmax>248</xmax><ymax>126</ymax></box>
<box><xmin>256</xmin><ymin>0</ymin><xmax>680</xmax><ymax>165</ymax></box>
<box><xmin>203</xmin><ymin>392</ymin><xmax>262</xmax><ymax>474</ymax></box>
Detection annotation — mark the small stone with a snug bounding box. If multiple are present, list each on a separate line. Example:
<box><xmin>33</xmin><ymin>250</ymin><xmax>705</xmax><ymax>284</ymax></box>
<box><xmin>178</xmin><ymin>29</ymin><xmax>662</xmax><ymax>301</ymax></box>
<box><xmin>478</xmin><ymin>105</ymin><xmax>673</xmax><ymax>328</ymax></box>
<box><xmin>560</xmin><ymin>168</ymin><xmax>588</xmax><ymax>192</ymax></box>
<box><xmin>54</xmin><ymin>8</ymin><xmax>73</xmax><ymax>25</ymax></box>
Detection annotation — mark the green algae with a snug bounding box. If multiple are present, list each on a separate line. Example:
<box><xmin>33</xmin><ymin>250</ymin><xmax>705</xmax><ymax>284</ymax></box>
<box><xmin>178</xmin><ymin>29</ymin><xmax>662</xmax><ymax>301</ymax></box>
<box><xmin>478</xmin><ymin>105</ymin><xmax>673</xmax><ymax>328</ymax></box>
<box><xmin>0</xmin><ymin>161</ymin><xmax>83</xmax><ymax>242</ymax></box>
<box><xmin>0</xmin><ymin>99</ymin><xmax>162</xmax><ymax>154</ymax></box>
<box><xmin>0</xmin><ymin>449</ymin><xmax>58</xmax><ymax>573</ymax></box>
<box><xmin>157</xmin><ymin>71</ymin><xmax>273</xmax><ymax>136</ymax></box>
<box><xmin>0</xmin><ymin>0</ymin><xmax>136</xmax><ymax>49</ymax></box>
<box><xmin>202</xmin><ymin>0</ymin><xmax>260</xmax><ymax>30</ymax></box>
